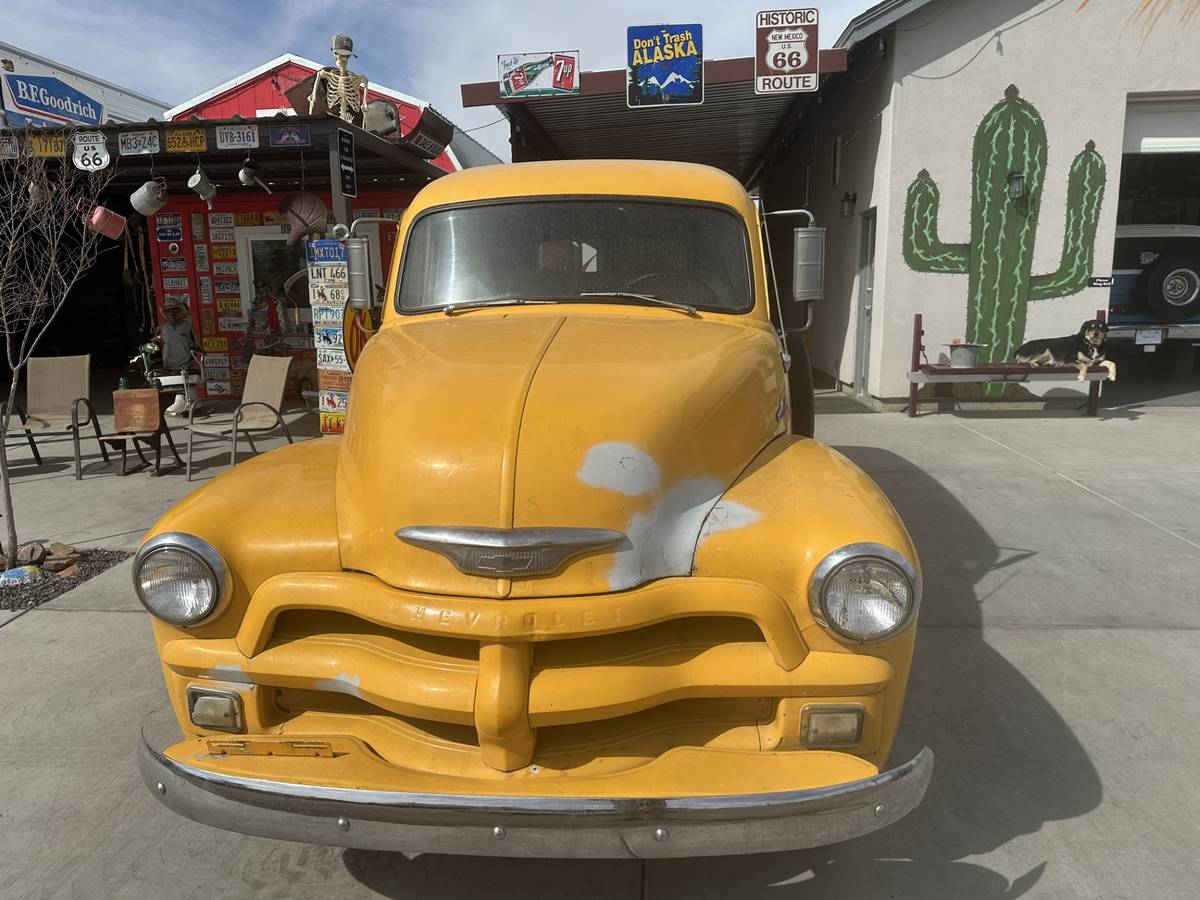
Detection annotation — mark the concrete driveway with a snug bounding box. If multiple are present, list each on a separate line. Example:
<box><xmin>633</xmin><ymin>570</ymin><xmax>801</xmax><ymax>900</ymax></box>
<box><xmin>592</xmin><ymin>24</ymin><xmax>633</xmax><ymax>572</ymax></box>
<box><xmin>1</xmin><ymin>399</ymin><xmax>1197</xmax><ymax>898</ymax></box>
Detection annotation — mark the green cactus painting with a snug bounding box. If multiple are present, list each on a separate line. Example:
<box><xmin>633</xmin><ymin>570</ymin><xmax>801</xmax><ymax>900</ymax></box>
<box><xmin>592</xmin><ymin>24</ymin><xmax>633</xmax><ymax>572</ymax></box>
<box><xmin>903</xmin><ymin>85</ymin><xmax>1107</xmax><ymax>394</ymax></box>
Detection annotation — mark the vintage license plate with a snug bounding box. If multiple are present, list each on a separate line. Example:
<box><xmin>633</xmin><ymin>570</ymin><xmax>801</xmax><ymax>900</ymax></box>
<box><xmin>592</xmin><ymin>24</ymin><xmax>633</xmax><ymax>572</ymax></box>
<box><xmin>160</xmin><ymin>257</ymin><xmax>187</xmax><ymax>272</ymax></box>
<box><xmin>1134</xmin><ymin>328</ymin><xmax>1166</xmax><ymax>346</ymax></box>
<box><xmin>211</xmin><ymin>245</ymin><xmax>238</xmax><ymax>261</ymax></box>
<box><xmin>119</xmin><ymin>130</ymin><xmax>160</xmax><ymax>155</ymax></box>
<box><xmin>209</xmin><ymin>227</ymin><xmax>235</xmax><ymax>243</ymax></box>
<box><xmin>215</xmin><ymin>124</ymin><xmax>259</xmax><ymax>150</ymax></box>
<box><xmin>165</xmin><ymin>128</ymin><xmax>207</xmax><ymax>153</ymax></box>
<box><xmin>30</xmin><ymin>133</ymin><xmax>66</xmax><ymax>157</ymax></box>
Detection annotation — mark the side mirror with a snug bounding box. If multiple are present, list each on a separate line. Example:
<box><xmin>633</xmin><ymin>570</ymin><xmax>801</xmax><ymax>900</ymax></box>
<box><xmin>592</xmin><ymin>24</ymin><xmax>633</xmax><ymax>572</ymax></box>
<box><xmin>346</xmin><ymin>236</ymin><xmax>372</xmax><ymax>310</ymax></box>
<box><xmin>792</xmin><ymin>224</ymin><xmax>825</xmax><ymax>304</ymax></box>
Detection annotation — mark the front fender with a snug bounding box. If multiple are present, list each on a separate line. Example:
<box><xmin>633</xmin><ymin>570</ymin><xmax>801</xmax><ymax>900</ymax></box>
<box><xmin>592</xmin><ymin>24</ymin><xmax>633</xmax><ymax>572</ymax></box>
<box><xmin>140</xmin><ymin>439</ymin><xmax>343</xmax><ymax>645</ymax></box>
<box><xmin>693</xmin><ymin>436</ymin><xmax>921</xmax><ymax>763</ymax></box>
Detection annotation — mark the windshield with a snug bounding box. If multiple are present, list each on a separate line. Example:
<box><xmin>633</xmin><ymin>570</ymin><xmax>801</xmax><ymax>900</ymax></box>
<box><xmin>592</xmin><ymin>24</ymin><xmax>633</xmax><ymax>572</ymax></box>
<box><xmin>396</xmin><ymin>199</ymin><xmax>753</xmax><ymax>313</ymax></box>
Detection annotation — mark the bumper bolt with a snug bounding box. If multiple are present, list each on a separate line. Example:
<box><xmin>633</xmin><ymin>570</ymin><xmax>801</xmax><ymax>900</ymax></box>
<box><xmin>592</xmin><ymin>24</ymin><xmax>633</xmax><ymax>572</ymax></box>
<box><xmin>336</xmin><ymin>817</ymin><xmax>350</xmax><ymax>831</ymax></box>
<box><xmin>654</xmin><ymin>827</ymin><xmax>669</xmax><ymax>842</ymax></box>
<box><xmin>493</xmin><ymin>826</ymin><xmax>506</xmax><ymax>839</ymax></box>
<box><xmin>155</xmin><ymin>782</ymin><xmax>165</xmax><ymax>795</ymax></box>
<box><xmin>874</xmin><ymin>804</ymin><xmax>886</xmax><ymax>817</ymax></box>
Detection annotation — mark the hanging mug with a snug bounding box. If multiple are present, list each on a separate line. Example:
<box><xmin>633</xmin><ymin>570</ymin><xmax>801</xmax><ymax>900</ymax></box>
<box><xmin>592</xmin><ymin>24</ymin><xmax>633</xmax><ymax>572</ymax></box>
<box><xmin>84</xmin><ymin>205</ymin><xmax>127</xmax><ymax>240</ymax></box>
<box><xmin>130</xmin><ymin>177</ymin><xmax>168</xmax><ymax>216</ymax></box>
<box><xmin>187</xmin><ymin>167</ymin><xmax>217</xmax><ymax>210</ymax></box>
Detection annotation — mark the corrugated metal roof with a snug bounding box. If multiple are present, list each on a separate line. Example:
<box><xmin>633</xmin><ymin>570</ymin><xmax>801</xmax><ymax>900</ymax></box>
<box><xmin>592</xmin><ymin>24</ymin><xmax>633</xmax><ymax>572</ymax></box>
<box><xmin>519</xmin><ymin>81</ymin><xmax>798</xmax><ymax>177</ymax></box>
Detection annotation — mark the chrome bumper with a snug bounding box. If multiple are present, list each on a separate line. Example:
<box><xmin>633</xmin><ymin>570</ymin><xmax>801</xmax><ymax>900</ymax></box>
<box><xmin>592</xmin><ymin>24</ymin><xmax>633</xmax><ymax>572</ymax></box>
<box><xmin>139</xmin><ymin>735</ymin><xmax>933</xmax><ymax>858</ymax></box>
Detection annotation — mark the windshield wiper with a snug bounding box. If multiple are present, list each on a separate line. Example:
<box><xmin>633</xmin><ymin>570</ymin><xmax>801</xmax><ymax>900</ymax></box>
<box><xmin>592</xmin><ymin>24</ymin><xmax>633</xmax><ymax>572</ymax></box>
<box><xmin>443</xmin><ymin>298</ymin><xmax>557</xmax><ymax>315</ymax></box>
<box><xmin>577</xmin><ymin>291</ymin><xmax>698</xmax><ymax>316</ymax></box>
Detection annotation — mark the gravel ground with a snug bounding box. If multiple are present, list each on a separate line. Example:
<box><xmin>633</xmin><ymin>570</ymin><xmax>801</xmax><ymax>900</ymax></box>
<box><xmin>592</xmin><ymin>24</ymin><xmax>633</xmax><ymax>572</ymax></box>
<box><xmin>0</xmin><ymin>549</ymin><xmax>132</xmax><ymax>612</ymax></box>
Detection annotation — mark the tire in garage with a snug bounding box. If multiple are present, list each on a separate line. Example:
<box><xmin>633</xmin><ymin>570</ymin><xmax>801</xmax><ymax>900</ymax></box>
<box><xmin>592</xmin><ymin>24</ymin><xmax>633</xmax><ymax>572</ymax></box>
<box><xmin>1142</xmin><ymin>254</ymin><xmax>1200</xmax><ymax>322</ymax></box>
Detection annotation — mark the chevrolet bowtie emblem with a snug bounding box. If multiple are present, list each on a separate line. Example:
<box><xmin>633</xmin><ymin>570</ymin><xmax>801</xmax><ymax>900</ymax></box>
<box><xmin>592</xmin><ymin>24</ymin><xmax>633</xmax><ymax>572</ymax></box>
<box><xmin>395</xmin><ymin>526</ymin><xmax>625</xmax><ymax>578</ymax></box>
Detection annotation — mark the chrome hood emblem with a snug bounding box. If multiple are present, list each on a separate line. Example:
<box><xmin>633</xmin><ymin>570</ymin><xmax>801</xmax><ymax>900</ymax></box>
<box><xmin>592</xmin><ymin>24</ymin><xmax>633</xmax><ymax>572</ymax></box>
<box><xmin>395</xmin><ymin>526</ymin><xmax>625</xmax><ymax>578</ymax></box>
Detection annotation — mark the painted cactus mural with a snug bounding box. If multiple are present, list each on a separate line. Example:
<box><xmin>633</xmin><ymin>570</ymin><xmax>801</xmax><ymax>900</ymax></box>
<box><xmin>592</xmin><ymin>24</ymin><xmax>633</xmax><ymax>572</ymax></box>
<box><xmin>903</xmin><ymin>85</ymin><xmax>1107</xmax><ymax>391</ymax></box>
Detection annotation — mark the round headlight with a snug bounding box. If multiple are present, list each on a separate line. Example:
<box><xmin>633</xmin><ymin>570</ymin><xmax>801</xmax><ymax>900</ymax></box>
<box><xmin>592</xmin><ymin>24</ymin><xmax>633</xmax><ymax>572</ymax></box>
<box><xmin>133</xmin><ymin>533</ymin><xmax>230</xmax><ymax>626</ymax></box>
<box><xmin>809</xmin><ymin>543</ymin><xmax>920</xmax><ymax>642</ymax></box>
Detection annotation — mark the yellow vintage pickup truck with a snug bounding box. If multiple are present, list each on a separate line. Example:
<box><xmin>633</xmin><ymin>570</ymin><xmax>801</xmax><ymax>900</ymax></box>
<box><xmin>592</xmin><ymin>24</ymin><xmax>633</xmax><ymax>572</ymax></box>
<box><xmin>136</xmin><ymin>159</ymin><xmax>931</xmax><ymax>858</ymax></box>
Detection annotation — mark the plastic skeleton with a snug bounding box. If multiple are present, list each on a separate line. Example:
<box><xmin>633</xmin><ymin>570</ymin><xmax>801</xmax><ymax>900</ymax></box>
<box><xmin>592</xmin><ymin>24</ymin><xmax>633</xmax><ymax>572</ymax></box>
<box><xmin>308</xmin><ymin>34</ymin><xmax>368</xmax><ymax>123</ymax></box>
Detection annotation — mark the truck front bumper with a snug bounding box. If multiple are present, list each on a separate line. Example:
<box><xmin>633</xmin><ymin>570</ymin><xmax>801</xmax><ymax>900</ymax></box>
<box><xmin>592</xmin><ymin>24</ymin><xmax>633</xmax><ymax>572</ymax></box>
<box><xmin>139</xmin><ymin>734</ymin><xmax>933</xmax><ymax>858</ymax></box>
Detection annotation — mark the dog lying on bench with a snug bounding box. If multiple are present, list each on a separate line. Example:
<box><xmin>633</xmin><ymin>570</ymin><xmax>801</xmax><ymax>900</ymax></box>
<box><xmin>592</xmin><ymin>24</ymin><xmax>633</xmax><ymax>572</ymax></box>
<box><xmin>1015</xmin><ymin>319</ymin><xmax>1116</xmax><ymax>382</ymax></box>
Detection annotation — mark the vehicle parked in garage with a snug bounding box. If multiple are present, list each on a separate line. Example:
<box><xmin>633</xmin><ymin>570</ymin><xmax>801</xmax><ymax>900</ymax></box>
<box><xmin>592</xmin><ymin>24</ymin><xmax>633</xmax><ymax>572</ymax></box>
<box><xmin>1107</xmin><ymin>150</ymin><xmax>1200</xmax><ymax>377</ymax></box>
<box><xmin>133</xmin><ymin>160</ymin><xmax>931</xmax><ymax>858</ymax></box>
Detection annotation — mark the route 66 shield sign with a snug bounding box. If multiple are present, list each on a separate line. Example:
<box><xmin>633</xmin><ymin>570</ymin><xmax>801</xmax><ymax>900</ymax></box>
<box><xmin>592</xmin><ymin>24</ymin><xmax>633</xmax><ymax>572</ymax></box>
<box><xmin>755</xmin><ymin>9</ymin><xmax>819</xmax><ymax>94</ymax></box>
<box><xmin>71</xmin><ymin>131</ymin><xmax>110</xmax><ymax>171</ymax></box>
<box><xmin>765</xmin><ymin>27</ymin><xmax>809</xmax><ymax>74</ymax></box>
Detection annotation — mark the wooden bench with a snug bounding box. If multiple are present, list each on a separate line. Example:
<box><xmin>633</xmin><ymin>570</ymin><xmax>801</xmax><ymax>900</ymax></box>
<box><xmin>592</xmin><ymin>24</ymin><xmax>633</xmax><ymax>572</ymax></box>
<box><xmin>906</xmin><ymin>312</ymin><xmax>1110</xmax><ymax>417</ymax></box>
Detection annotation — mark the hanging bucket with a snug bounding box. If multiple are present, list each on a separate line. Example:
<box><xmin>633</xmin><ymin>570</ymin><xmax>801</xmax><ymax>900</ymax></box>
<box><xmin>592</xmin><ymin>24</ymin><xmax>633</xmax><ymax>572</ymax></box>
<box><xmin>84</xmin><ymin>205</ymin><xmax>127</xmax><ymax>240</ymax></box>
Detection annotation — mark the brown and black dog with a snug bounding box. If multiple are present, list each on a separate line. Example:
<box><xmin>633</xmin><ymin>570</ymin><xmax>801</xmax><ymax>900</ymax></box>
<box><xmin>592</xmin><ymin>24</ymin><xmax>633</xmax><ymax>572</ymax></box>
<box><xmin>1015</xmin><ymin>319</ymin><xmax>1116</xmax><ymax>382</ymax></box>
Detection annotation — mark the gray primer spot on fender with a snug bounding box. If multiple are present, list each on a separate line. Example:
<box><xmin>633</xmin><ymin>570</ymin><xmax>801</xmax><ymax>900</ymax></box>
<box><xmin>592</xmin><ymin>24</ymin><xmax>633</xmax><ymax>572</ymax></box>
<box><xmin>578</xmin><ymin>442</ymin><xmax>661</xmax><ymax>496</ymax></box>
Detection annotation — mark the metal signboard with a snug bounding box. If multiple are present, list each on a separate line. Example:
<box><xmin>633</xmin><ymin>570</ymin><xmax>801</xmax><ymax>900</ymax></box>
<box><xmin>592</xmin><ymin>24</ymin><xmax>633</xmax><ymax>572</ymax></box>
<box><xmin>0</xmin><ymin>134</ymin><xmax>18</xmax><ymax>159</ymax></box>
<box><xmin>118</xmin><ymin>130</ymin><xmax>160</xmax><ymax>156</ymax></box>
<box><xmin>156</xmin><ymin>213</ymin><xmax>182</xmax><ymax>228</ymax></box>
<box><xmin>156</xmin><ymin>226</ymin><xmax>183</xmax><ymax>242</ymax></box>
<box><xmin>71</xmin><ymin>131</ymin><xmax>109</xmax><ymax>171</ymax></box>
<box><xmin>337</xmin><ymin>127</ymin><xmax>357</xmax><ymax>198</ymax></box>
<box><xmin>29</xmin><ymin>133</ymin><xmax>66</xmax><ymax>157</ymax></box>
<box><xmin>213</xmin><ymin>262</ymin><xmax>239</xmax><ymax>275</ymax></box>
<box><xmin>191</xmin><ymin>213</ymin><xmax>206</xmax><ymax>239</ymax></box>
<box><xmin>498</xmin><ymin>51</ymin><xmax>581</xmax><ymax>98</ymax></box>
<box><xmin>209</xmin><ymin>227</ymin><xmax>235</xmax><ymax>243</ymax></box>
<box><xmin>202</xmin><ymin>336</ymin><xmax>228</xmax><ymax>352</ymax></box>
<box><xmin>198</xmin><ymin>276</ymin><xmax>213</xmax><ymax>304</ymax></box>
<box><xmin>162</xmin><ymin>276</ymin><xmax>189</xmax><ymax>290</ymax></box>
<box><xmin>269</xmin><ymin>123</ymin><xmax>310</xmax><ymax>148</ymax></box>
<box><xmin>755</xmin><ymin>9</ymin><xmax>819</xmax><ymax>94</ymax></box>
<box><xmin>1</xmin><ymin>72</ymin><xmax>103</xmax><ymax>127</ymax></box>
<box><xmin>165</xmin><ymin>128</ymin><xmax>207</xmax><ymax>153</ymax></box>
<box><xmin>194</xmin><ymin>244</ymin><xmax>210</xmax><ymax>271</ymax></box>
<box><xmin>214</xmin><ymin>279</ymin><xmax>241</xmax><ymax>294</ymax></box>
<box><xmin>214</xmin><ymin>123</ymin><xmax>258</xmax><ymax>150</ymax></box>
<box><xmin>627</xmin><ymin>24</ymin><xmax>702</xmax><ymax>107</ymax></box>
<box><xmin>160</xmin><ymin>257</ymin><xmax>187</xmax><ymax>272</ymax></box>
<box><xmin>235</xmin><ymin>212</ymin><xmax>260</xmax><ymax>226</ymax></box>
<box><xmin>208</xmin><ymin>213</ymin><xmax>235</xmax><ymax>227</ymax></box>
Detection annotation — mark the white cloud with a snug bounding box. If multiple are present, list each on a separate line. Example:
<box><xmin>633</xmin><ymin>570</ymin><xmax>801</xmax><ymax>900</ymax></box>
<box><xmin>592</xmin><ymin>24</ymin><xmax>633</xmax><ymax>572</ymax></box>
<box><xmin>1</xmin><ymin>0</ymin><xmax>868</xmax><ymax>159</ymax></box>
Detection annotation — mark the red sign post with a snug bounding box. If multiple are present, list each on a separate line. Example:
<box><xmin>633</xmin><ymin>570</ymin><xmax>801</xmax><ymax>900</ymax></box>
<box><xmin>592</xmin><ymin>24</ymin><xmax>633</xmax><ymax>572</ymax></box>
<box><xmin>755</xmin><ymin>8</ymin><xmax>819</xmax><ymax>95</ymax></box>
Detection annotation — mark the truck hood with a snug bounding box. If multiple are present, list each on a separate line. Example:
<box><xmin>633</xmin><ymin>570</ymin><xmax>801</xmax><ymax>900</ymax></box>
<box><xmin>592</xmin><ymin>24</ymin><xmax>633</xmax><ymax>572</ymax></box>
<box><xmin>336</xmin><ymin>312</ymin><xmax>785</xmax><ymax>598</ymax></box>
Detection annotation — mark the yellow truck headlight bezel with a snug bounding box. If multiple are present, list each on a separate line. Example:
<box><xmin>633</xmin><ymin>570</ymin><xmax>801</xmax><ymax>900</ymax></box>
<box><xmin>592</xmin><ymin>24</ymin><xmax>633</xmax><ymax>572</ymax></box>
<box><xmin>808</xmin><ymin>543</ymin><xmax>920</xmax><ymax>643</ymax></box>
<box><xmin>133</xmin><ymin>532</ymin><xmax>231</xmax><ymax>627</ymax></box>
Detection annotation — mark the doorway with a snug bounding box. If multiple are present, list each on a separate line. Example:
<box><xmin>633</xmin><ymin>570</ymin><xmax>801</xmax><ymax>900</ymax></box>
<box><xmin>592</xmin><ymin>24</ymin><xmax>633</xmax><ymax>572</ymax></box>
<box><xmin>854</xmin><ymin>209</ymin><xmax>877</xmax><ymax>396</ymax></box>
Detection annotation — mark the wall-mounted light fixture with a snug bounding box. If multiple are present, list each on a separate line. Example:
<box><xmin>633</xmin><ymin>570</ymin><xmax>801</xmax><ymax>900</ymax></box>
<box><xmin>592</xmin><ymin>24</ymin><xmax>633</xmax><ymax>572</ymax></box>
<box><xmin>840</xmin><ymin>192</ymin><xmax>858</xmax><ymax>218</ymax></box>
<box><xmin>1006</xmin><ymin>169</ymin><xmax>1025</xmax><ymax>200</ymax></box>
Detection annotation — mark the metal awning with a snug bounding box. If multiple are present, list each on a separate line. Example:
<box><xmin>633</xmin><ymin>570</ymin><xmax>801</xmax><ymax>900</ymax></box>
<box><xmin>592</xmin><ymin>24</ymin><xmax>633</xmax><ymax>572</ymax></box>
<box><xmin>1</xmin><ymin>115</ymin><xmax>446</xmax><ymax>223</ymax></box>
<box><xmin>460</xmin><ymin>53</ymin><xmax>847</xmax><ymax>184</ymax></box>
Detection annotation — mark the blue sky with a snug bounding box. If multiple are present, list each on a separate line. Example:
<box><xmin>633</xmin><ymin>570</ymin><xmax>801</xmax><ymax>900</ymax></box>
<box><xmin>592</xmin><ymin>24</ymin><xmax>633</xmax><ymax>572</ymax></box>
<box><xmin>1</xmin><ymin>0</ymin><xmax>870</xmax><ymax>158</ymax></box>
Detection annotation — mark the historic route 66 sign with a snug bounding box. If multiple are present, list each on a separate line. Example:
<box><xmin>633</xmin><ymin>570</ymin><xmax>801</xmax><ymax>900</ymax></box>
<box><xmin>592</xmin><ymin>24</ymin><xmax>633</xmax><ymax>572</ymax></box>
<box><xmin>755</xmin><ymin>9</ymin><xmax>819</xmax><ymax>95</ymax></box>
<box><xmin>71</xmin><ymin>131</ymin><xmax>110</xmax><ymax>171</ymax></box>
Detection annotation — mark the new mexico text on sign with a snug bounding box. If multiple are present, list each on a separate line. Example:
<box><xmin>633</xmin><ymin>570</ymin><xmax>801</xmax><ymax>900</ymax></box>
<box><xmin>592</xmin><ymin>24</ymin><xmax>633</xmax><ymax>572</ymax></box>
<box><xmin>755</xmin><ymin>8</ymin><xmax>819</xmax><ymax>95</ymax></box>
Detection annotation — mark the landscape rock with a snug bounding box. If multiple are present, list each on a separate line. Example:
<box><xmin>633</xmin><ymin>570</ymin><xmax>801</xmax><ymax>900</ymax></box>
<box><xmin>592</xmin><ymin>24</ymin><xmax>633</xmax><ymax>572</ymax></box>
<box><xmin>53</xmin><ymin>563</ymin><xmax>81</xmax><ymax>579</ymax></box>
<box><xmin>47</xmin><ymin>542</ymin><xmax>77</xmax><ymax>558</ymax></box>
<box><xmin>15</xmin><ymin>543</ymin><xmax>46</xmax><ymax>566</ymax></box>
<box><xmin>43</xmin><ymin>555</ymin><xmax>81</xmax><ymax>573</ymax></box>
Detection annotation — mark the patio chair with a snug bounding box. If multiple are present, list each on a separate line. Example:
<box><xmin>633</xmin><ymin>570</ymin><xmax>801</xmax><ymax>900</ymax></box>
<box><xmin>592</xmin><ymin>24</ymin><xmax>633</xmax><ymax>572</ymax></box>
<box><xmin>185</xmin><ymin>354</ymin><xmax>294</xmax><ymax>481</ymax></box>
<box><xmin>8</xmin><ymin>355</ymin><xmax>109</xmax><ymax>480</ymax></box>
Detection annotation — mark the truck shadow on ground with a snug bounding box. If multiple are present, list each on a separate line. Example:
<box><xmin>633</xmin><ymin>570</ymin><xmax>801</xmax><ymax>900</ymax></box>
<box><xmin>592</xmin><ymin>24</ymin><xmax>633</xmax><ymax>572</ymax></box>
<box><xmin>343</xmin><ymin>446</ymin><xmax>1102</xmax><ymax>899</ymax></box>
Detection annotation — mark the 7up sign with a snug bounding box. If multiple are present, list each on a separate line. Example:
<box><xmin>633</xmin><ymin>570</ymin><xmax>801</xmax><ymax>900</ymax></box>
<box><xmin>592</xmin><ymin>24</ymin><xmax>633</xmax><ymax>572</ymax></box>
<box><xmin>755</xmin><ymin>9</ymin><xmax>819</xmax><ymax>95</ymax></box>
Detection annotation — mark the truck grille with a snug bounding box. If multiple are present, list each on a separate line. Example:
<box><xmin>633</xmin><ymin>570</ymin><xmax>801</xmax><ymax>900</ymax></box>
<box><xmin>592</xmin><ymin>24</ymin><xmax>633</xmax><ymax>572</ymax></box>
<box><xmin>162</xmin><ymin>572</ymin><xmax>901</xmax><ymax>774</ymax></box>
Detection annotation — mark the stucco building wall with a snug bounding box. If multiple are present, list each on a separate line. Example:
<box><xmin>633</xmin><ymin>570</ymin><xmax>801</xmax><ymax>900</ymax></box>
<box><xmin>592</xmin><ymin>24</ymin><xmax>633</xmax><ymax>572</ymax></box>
<box><xmin>772</xmin><ymin>0</ymin><xmax>1200</xmax><ymax>399</ymax></box>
